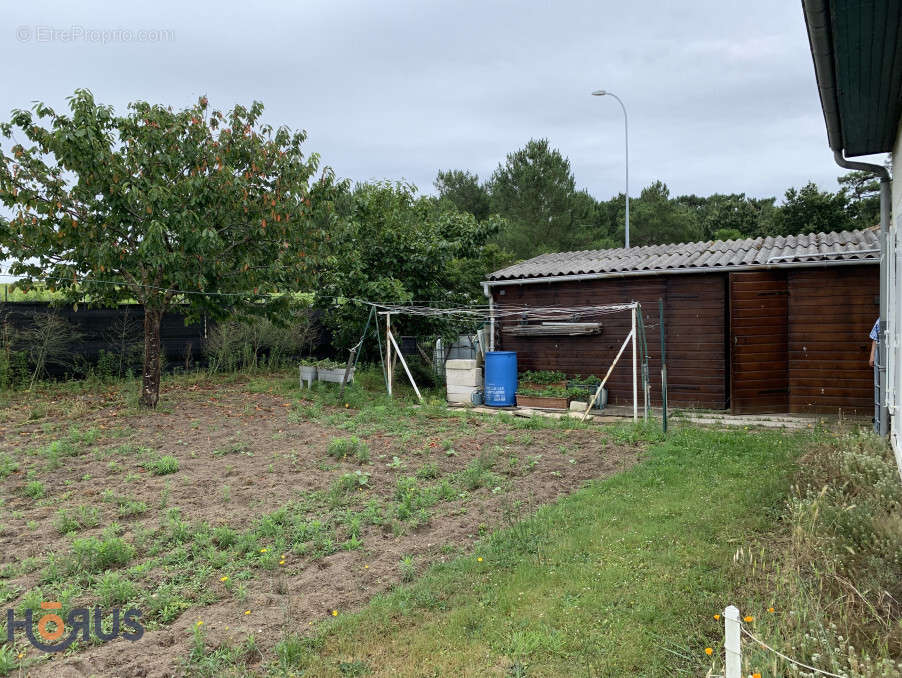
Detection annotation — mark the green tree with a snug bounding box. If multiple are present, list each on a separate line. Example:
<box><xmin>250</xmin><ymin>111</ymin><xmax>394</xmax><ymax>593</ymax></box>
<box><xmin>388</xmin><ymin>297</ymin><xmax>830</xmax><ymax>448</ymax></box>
<box><xmin>627</xmin><ymin>181</ymin><xmax>701</xmax><ymax>247</ymax></box>
<box><xmin>838</xmin><ymin>170</ymin><xmax>881</xmax><ymax>228</ymax></box>
<box><xmin>489</xmin><ymin>139</ymin><xmax>589</xmax><ymax>258</ymax></box>
<box><xmin>314</xmin><ymin>181</ymin><xmax>502</xmax><ymax>351</ymax></box>
<box><xmin>677</xmin><ymin>193</ymin><xmax>778</xmax><ymax>241</ymax></box>
<box><xmin>773</xmin><ymin>182</ymin><xmax>852</xmax><ymax>236</ymax></box>
<box><xmin>434</xmin><ymin>169</ymin><xmax>491</xmax><ymax>222</ymax></box>
<box><xmin>0</xmin><ymin>90</ymin><xmax>334</xmax><ymax>407</ymax></box>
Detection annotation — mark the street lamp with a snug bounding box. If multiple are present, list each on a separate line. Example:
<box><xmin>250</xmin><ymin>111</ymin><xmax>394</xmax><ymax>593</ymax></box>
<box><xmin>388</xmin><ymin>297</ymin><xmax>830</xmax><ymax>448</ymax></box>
<box><xmin>592</xmin><ymin>89</ymin><xmax>629</xmax><ymax>248</ymax></box>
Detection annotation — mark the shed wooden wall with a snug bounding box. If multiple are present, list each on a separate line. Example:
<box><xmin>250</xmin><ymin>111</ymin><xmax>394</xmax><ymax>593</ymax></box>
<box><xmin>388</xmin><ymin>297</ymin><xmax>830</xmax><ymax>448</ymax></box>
<box><xmin>491</xmin><ymin>264</ymin><xmax>878</xmax><ymax>414</ymax></box>
<box><xmin>787</xmin><ymin>265</ymin><xmax>878</xmax><ymax>414</ymax></box>
<box><xmin>492</xmin><ymin>273</ymin><xmax>727</xmax><ymax>409</ymax></box>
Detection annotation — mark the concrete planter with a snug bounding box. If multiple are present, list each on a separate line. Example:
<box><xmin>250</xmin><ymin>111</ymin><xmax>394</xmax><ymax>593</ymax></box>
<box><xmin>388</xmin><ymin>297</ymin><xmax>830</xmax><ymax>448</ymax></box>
<box><xmin>299</xmin><ymin>364</ymin><xmax>317</xmax><ymax>388</ymax></box>
<box><xmin>515</xmin><ymin>394</ymin><xmax>570</xmax><ymax>409</ymax></box>
<box><xmin>318</xmin><ymin>367</ymin><xmax>354</xmax><ymax>384</ymax></box>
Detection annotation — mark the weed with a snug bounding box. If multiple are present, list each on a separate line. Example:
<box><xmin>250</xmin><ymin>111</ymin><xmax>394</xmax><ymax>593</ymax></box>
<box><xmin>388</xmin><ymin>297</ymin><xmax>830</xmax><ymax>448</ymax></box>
<box><xmin>212</xmin><ymin>526</ymin><xmax>238</xmax><ymax>549</ymax></box>
<box><xmin>0</xmin><ymin>453</ymin><xmax>18</xmax><ymax>479</ymax></box>
<box><xmin>416</xmin><ymin>461</ymin><xmax>440</xmax><ymax>480</ymax></box>
<box><xmin>399</xmin><ymin>554</ymin><xmax>416</xmax><ymax>582</ymax></box>
<box><xmin>118</xmin><ymin>499</ymin><xmax>148</xmax><ymax>518</ymax></box>
<box><xmin>386</xmin><ymin>456</ymin><xmax>406</xmax><ymax>471</ymax></box>
<box><xmin>276</xmin><ymin>633</ymin><xmax>317</xmax><ymax>668</ymax></box>
<box><xmin>338</xmin><ymin>659</ymin><xmax>371</xmax><ymax>676</ymax></box>
<box><xmin>55</xmin><ymin>505</ymin><xmax>100</xmax><ymax>534</ymax></box>
<box><xmin>70</xmin><ymin>535</ymin><xmax>135</xmax><ymax>574</ymax></box>
<box><xmin>331</xmin><ymin>471</ymin><xmax>371</xmax><ymax>502</ymax></box>
<box><xmin>145</xmin><ymin>455</ymin><xmax>179</xmax><ymax>475</ymax></box>
<box><xmin>0</xmin><ymin>642</ymin><xmax>16</xmax><ymax>675</ymax></box>
<box><xmin>23</xmin><ymin>480</ymin><xmax>45</xmax><ymax>499</ymax></box>
<box><xmin>327</xmin><ymin>436</ymin><xmax>370</xmax><ymax>463</ymax></box>
<box><xmin>95</xmin><ymin>572</ymin><xmax>138</xmax><ymax>606</ymax></box>
<box><xmin>212</xmin><ymin>441</ymin><xmax>252</xmax><ymax>457</ymax></box>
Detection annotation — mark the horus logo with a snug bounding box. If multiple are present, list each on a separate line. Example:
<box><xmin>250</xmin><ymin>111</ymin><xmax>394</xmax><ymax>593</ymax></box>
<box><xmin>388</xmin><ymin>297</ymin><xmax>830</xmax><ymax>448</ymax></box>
<box><xmin>6</xmin><ymin>601</ymin><xmax>144</xmax><ymax>652</ymax></box>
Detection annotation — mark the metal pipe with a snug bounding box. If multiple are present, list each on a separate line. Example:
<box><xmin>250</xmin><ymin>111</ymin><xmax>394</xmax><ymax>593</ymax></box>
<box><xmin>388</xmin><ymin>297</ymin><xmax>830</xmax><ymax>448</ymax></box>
<box><xmin>482</xmin><ymin>282</ymin><xmax>495</xmax><ymax>351</ymax></box>
<box><xmin>833</xmin><ymin>150</ymin><xmax>890</xmax><ymax>437</ymax></box>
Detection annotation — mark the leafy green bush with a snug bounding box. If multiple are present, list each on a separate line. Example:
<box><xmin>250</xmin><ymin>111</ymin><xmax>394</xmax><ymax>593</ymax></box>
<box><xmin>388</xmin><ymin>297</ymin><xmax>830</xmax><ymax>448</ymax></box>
<box><xmin>519</xmin><ymin>370</ymin><xmax>567</xmax><ymax>384</ymax></box>
<box><xmin>205</xmin><ymin>305</ymin><xmax>317</xmax><ymax>373</ymax></box>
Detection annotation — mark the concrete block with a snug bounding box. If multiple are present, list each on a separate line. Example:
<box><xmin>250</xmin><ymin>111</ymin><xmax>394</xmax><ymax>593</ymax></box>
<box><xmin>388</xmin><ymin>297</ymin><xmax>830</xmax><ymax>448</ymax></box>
<box><xmin>446</xmin><ymin>368</ymin><xmax>483</xmax><ymax>387</ymax></box>
<box><xmin>446</xmin><ymin>359</ymin><xmax>478</xmax><ymax>370</ymax></box>
<box><xmin>446</xmin><ymin>384</ymin><xmax>479</xmax><ymax>403</ymax></box>
<box><xmin>569</xmin><ymin>400</ymin><xmax>588</xmax><ymax>412</ymax></box>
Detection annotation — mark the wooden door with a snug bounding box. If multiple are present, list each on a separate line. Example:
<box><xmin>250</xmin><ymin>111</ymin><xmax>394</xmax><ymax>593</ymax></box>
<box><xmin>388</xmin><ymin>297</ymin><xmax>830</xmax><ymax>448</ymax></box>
<box><xmin>730</xmin><ymin>271</ymin><xmax>789</xmax><ymax>413</ymax></box>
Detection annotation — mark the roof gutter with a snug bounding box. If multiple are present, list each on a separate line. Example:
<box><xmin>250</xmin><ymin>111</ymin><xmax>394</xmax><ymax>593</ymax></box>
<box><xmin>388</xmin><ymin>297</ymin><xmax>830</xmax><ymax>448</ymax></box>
<box><xmin>803</xmin><ymin>0</ymin><xmax>844</xmax><ymax>152</ymax></box>
<box><xmin>482</xmin><ymin>257</ymin><xmax>878</xmax><ymax>288</ymax></box>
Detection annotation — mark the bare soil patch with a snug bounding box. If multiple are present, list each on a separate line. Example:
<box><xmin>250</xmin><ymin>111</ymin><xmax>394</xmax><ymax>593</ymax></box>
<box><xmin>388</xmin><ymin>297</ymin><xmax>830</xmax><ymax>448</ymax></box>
<box><xmin>0</xmin><ymin>376</ymin><xmax>639</xmax><ymax>677</ymax></box>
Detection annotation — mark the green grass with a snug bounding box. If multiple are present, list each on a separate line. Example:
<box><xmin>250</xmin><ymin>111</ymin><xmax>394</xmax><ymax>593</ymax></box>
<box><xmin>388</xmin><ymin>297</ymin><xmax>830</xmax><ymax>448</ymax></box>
<box><xmin>271</xmin><ymin>425</ymin><xmax>806</xmax><ymax>677</ymax></box>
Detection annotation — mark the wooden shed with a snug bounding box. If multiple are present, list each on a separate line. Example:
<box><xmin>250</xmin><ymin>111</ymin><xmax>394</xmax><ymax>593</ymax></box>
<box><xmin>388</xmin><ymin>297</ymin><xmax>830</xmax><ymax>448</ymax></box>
<box><xmin>482</xmin><ymin>230</ymin><xmax>879</xmax><ymax>415</ymax></box>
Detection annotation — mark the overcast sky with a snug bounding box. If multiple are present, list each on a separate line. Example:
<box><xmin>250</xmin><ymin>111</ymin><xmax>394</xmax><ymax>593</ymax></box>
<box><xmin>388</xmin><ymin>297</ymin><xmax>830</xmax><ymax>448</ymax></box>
<box><xmin>0</xmin><ymin>0</ymin><xmax>888</xmax><ymax>207</ymax></box>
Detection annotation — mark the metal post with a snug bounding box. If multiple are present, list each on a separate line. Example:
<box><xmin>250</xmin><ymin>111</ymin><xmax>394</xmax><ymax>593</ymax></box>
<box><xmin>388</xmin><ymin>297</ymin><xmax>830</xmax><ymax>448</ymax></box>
<box><xmin>724</xmin><ymin>606</ymin><xmax>741</xmax><ymax>678</ymax></box>
<box><xmin>659</xmin><ymin>298</ymin><xmax>668</xmax><ymax>434</ymax></box>
<box><xmin>631</xmin><ymin>305</ymin><xmax>638</xmax><ymax>422</ymax></box>
<box><xmin>879</xmin><ymin>178</ymin><xmax>890</xmax><ymax>437</ymax></box>
<box><xmin>386</xmin><ymin>312</ymin><xmax>392</xmax><ymax>397</ymax></box>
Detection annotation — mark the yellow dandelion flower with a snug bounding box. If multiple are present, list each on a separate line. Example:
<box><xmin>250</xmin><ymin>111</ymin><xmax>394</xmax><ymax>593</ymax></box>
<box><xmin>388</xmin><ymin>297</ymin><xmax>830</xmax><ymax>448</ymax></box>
<box><xmin>280</xmin><ymin>560</ymin><xmax>285</xmax><ymax>565</ymax></box>
<box><xmin>753</xmin><ymin>673</ymin><xmax>761</xmax><ymax>678</ymax></box>
<box><xmin>477</xmin><ymin>557</ymin><xmax>483</xmax><ymax>562</ymax></box>
<box><xmin>364</xmin><ymin>565</ymin><xmax>369</xmax><ymax>569</ymax></box>
<box><xmin>767</xmin><ymin>607</ymin><xmax>775</xmax><ymax>613</ymax></box>
<box><xmin>704</xmin><ymin>647</ymin><xmax>713</xmax><ymax>656</ymax></box>
<box><xmin>713</xmin><ymin>614</ymin><xmax>720</xmax><ymax>620</ymax></box>
<box><xmin>345</xmin><ymin>403</ymin><xmax>349</xmax><ymax>408</ymax></box>
<box><xmin>244</xmin><ymin>610</ymin><xmax>251</xmax><ymax>615</ymax></box>
<box><xmin>260</xmin><ymin>548</ymin><xmax>268</xmax><ymax>553</ymax></box>
<box><xmin>744</xmin><ymin>615</ymin><xmax>754</xmax><ymax>623</ymax></box>
<box><xmin>332</xmin><ymin>610</ymin><xmax>338</xmax><ymax>617</ymax></box>
<box><xmin>220</xmin><ymin>576</ymin><xmax>229</xmax><ymax>582</ymax></box>
<box><xmin>196</xmin><ymin>620</ymin><xmax>203</xmax><ymax>626</ymax></box>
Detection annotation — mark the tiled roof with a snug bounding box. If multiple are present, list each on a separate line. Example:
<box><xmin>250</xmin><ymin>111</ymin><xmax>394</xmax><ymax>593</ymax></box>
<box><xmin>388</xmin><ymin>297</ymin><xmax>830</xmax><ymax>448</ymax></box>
<box><xmin>486</xmin><ymin>230</ymin><xmax>879</xmax><ymax>281</ymax></box>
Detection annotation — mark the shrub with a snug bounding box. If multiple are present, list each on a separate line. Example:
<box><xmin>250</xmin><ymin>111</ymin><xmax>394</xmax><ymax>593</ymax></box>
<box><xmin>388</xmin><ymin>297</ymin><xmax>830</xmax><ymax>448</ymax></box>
<box><xmin>145</xmin><ymin>455</ymin><xmax>179</xmax><ymax>475</ymax></box>
<box><xmin>205</xmin><ymin>306</ymin><xmax>317</xmax><ymax>374</ymax></box>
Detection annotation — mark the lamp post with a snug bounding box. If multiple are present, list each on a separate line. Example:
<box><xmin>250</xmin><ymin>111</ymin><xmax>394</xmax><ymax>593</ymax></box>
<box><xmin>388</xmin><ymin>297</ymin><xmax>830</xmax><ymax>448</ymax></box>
<box><xmin>592</xmin><ymin>89</ymin><xmax>629</xmax><ymax>248</ymax></box>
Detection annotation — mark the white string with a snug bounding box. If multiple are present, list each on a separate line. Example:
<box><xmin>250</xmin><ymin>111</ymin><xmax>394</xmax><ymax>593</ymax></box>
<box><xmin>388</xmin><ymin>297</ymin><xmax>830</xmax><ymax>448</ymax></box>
<box><xmin>741</xmin><ymin>626</ymin><xmax>847</xmax><ymax>678</ymax></box>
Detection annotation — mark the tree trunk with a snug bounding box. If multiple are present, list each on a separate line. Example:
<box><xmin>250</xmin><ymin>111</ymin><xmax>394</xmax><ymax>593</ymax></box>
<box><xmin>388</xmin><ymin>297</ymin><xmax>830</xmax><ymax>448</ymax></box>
<box><xmin>140</xmin><ymin>309</ymin><xmax>163</xmax><ymax>408</ymax></box>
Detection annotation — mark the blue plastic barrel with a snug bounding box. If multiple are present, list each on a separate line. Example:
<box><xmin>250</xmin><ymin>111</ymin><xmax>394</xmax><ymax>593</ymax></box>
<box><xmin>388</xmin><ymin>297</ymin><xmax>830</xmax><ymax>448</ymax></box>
<box><xmin>484</xmin><ymin>351</ymin><xmax>517</xmax><ymax>407</ymax></box>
